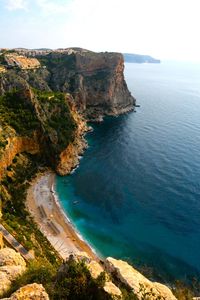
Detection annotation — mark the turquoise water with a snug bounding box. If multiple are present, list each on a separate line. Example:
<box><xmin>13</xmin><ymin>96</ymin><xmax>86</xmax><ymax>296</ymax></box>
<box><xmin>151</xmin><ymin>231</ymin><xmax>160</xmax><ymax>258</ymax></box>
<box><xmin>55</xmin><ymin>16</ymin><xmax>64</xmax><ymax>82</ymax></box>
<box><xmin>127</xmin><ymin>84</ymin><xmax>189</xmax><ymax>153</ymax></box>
<box><xmin>56</xmin><ymin>61</ymin><xmax>200</xmax><ymax>282</ymax></box>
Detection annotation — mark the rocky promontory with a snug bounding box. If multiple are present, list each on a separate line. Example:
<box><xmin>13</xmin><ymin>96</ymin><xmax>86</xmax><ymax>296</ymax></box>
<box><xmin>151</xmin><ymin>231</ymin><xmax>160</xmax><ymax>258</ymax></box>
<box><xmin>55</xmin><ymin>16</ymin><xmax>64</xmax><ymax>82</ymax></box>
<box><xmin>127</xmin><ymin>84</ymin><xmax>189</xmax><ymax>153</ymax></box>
<box><xmin>40</xmin><ymin>49</ymin><xmax>135</xmax><ymax>120</ymax></box>
<box><xmin>0</xmin><ymin>48</ymin><xmax>136</xmax><ymax>121</ymax></box>
<box><xmin>0</xmin><ymin>48</ymin><xmax>135</xmax><ymax>176</ymax></box>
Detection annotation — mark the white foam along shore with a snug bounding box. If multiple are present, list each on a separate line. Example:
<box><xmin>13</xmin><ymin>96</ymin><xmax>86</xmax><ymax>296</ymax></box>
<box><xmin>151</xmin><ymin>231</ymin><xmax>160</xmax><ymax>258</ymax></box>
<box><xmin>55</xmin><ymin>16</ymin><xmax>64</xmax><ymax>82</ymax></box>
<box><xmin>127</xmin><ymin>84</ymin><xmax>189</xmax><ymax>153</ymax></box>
<box><xmin>51</xmin><ymin>177</ymin><xmax>98</xmax><ymax>256</ymax></box>
<box><xmin>26</xmin><ymin>171</ymin><xmax>98</xmax><ymax>261</ymax></box>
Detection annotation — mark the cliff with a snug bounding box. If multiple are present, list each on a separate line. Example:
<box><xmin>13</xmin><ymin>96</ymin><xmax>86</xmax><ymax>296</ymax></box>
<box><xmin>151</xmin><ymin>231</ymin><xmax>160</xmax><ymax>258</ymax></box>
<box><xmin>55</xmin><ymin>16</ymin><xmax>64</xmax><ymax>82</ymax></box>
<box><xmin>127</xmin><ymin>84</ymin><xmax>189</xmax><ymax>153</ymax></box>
<box><xmin>39</xmin><ymin>50</ymin><xmax>135</xmax><ymax>120</ymax></box>
<box><xmin>0</xmin><ymin>88</ymin><xmax>86</xmax><ymax>176</ymax></box>
<box><xmin>0</xmin><ymin>48</ymin><xmax>135</xmax><ymax>121</ymax></box>
<box><xmin>123</xmin><ymin>53</ymin><xmax>161</xmax><ymax>63</ymax></box>
<box><xmin>0</xmin><ymin>129</ymin><xmax>40</xmax><ymax>181</ymax></box>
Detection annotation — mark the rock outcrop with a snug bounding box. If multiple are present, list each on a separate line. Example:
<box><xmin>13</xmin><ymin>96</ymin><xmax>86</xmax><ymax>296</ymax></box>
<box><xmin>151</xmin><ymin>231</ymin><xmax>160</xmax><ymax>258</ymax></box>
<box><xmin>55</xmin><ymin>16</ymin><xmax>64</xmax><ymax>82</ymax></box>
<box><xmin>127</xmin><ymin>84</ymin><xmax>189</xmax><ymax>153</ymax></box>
<box><xmin>105</xmin><ymin>257</ymin><xmax>177</xmax><ymax>300</ymax></box>
<box><xmin>1</xmin><ymin>283</ymin><xmax>49</xmax><ymax>300</ymax></box>
<box><xmin>103</xmin><ymin>281</ymin><xmax>122</xmax><ymax>300</ymax></box>
<box><xmin>0</xmin><ymin>248</ymin><xmax>26</xmax><ymax>296</ymax></box>
<box><xmin>4</xmin><ymin>54</ymin><xmax>41</xmax><ymax>70</ymax></box>
<box><xmin>87</xmin><ymin>259</ymin><xmax>122</xmax><ymax>299</ymax></box>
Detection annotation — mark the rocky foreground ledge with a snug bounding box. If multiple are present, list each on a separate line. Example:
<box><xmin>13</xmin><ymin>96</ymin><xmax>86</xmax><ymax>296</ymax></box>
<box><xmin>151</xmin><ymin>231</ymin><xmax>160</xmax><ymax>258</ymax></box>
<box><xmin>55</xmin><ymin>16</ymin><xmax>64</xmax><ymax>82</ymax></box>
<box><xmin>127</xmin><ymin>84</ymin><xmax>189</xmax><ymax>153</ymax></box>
<box><xmin>0</xmin><ymin>247</ymin><xmax>177</xmax><ymax>299</ymax></box>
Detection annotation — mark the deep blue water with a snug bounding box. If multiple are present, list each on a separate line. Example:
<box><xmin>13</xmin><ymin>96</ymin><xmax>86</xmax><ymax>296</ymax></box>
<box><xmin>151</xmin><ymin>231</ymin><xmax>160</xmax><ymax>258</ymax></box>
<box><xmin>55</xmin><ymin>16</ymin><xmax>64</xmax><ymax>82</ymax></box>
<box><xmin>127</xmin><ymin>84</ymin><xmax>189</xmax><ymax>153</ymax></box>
<box><xmin>56</xmin><ymin>61</ymin><xmax>200</xmax><ymax>282</ymax></box>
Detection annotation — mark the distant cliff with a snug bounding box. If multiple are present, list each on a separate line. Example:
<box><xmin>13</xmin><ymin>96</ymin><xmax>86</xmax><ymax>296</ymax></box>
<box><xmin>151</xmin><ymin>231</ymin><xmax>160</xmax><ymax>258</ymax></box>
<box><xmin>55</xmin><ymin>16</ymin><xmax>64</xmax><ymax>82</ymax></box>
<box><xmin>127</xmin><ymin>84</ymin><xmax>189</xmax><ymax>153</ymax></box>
<box><xmin>123</xmin><ymin>53</ymin><xmax>160</xmax><ymax>64</ymax></box>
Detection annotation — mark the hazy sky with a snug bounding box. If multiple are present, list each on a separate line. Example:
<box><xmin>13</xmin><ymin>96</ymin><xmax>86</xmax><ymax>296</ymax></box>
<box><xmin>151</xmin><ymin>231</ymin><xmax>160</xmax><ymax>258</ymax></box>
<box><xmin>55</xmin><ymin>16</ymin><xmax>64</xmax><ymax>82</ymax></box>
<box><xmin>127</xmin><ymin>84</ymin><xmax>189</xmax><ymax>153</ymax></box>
<box><xmin>1</xmin><ymin>0</ymin><xmax>200</xmax><ymax>61</ymax></box>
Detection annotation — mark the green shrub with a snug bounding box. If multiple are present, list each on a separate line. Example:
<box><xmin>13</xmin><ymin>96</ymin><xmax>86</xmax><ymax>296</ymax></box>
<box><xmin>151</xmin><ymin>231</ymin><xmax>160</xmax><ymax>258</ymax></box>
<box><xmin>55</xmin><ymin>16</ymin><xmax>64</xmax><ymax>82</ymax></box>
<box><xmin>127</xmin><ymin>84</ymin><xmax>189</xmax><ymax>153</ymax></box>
<box><xmin>52</xmin><ymin>259</ymin><xmax>111</xmax><ymax>300</ymax></box>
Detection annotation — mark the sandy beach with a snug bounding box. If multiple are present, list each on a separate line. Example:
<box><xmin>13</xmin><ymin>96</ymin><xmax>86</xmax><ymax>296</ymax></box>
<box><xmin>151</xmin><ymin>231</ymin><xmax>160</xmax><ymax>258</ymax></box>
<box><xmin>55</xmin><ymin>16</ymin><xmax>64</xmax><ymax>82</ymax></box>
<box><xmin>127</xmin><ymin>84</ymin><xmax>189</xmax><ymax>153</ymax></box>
<box><xmin>26</xmin><ymin>171</ymin><xmax>98</xmax><ymax>261</ymax></box>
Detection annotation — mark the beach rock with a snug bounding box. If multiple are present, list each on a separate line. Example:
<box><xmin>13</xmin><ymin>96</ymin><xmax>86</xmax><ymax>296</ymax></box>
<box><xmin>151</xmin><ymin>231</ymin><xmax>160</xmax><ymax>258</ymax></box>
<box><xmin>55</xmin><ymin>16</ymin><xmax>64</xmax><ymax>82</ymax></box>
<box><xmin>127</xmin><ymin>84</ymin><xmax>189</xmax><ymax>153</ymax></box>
<box><xmin>105</xmin><ymin>257</ymin><xmax>177</xmax><ymax>300</ymax></box>
<box><xmin>1</xmin><ymin>283</ymin><xmax>49</xmax><ymax>300</ymax></box>
<box><xmin>0</xmin><ymin>248</ymin><xmax>26</xmax><ymax>296</ymax></box>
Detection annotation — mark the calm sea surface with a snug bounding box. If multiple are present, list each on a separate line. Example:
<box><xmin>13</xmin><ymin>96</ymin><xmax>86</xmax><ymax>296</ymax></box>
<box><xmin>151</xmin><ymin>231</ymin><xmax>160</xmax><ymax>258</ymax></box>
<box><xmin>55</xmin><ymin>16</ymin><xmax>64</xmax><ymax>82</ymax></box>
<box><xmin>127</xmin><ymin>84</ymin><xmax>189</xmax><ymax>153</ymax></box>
<box><xmin>56</xmin><ymin>61</ymin><xmax>200</xmax><ymax>282</ymax></box>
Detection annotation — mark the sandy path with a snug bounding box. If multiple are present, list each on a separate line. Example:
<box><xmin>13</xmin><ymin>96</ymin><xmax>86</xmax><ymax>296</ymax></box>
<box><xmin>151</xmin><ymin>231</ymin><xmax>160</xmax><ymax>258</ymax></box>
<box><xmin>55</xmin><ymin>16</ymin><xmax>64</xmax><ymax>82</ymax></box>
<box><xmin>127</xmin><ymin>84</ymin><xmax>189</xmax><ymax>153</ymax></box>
<box><xmin>26</xmin><ymin>171</ymin><xmax>97</xmax><ymax>261</ymax></box>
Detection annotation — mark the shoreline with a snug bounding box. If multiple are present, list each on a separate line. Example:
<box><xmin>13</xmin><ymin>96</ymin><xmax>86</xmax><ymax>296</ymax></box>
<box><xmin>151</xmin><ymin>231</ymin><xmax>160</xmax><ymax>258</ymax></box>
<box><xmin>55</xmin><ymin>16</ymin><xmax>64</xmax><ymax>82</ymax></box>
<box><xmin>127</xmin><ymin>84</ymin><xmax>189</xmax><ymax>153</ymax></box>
<box><xmin>26</xmin><ymin>170</ymin><xmax>98</xmax><ymax>261</ymax></box>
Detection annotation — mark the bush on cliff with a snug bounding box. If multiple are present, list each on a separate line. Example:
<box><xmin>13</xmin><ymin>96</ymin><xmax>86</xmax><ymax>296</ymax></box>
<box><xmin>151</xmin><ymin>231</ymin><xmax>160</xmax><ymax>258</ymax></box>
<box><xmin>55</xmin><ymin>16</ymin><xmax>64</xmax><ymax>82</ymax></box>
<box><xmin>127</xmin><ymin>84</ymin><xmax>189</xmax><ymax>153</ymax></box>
<box><xmin>52</xmin><ymin>259</ymin><xmax>110</xmax><ymax>300</ymax></box>
<box><xmin>35</xmin><ymin>90</ymin><xmax>77</xmax><ymax>155</ymax></box>
<box><xmin>0</xmin><ymin>90</ymin><xmax>40</xmax><ymax>135</ymax></box>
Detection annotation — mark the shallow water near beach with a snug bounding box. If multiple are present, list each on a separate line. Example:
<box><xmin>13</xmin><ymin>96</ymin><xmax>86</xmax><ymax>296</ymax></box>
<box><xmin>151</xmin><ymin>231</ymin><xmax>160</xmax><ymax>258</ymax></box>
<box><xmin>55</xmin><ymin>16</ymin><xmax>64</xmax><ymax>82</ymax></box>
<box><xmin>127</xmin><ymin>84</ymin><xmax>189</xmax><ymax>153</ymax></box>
<box><xmin>56</xmin><ymin>61</ymin><xmax>200</xmax><ymax>282</ymax></box>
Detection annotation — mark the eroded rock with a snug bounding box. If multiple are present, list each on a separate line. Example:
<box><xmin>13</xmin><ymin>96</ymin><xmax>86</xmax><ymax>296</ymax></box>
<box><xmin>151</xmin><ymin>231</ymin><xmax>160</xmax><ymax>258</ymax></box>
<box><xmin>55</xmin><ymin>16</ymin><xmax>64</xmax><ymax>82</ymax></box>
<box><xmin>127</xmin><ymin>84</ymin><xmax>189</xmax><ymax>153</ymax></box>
<box><xmin>1</xmin><ymin>283</ymin><xmax>49</xmax><ymax>300</ymax></box>
<box><xmin>0</xmin><ymin>248</ymin><xmax>26</xmax><ymax>296</ymax></box>
<box><xmin>105</xmin><ymin>257</ymin><xmax>177</xmax><ymax>300</ymax></box>
<box><xmin>103</xmin><ymin>281</ymin><xmax>122</xmax><ymax>300</ymax></box>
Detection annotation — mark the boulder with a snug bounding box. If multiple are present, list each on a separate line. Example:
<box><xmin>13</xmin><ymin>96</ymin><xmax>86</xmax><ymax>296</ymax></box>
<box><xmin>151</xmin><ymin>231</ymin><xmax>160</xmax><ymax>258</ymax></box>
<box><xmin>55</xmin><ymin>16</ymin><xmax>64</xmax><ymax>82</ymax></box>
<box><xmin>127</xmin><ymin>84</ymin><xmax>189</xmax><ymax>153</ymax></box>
<box><xmin>0</xmin><ymin>248</ymin><xmax>26</xmax><ymax>267</ymax></box>
<box><xmin>105</xmin><ymin>257</ymin><xmax>177</xmax><ymax>300</ymax></box>
<box><xmin>1</xmin><ymin>283</ymin><xmax>49</xmax><ymax>300</ymax></box>
<box><xmin>0</xmin><ymin>248</ymin><xmax>26</xmax><ymax>296</ymax></box>
<box><xmin>103</xmin><ymin>281</ymin><xmax>122</xmax><ymax>299</ymax></box>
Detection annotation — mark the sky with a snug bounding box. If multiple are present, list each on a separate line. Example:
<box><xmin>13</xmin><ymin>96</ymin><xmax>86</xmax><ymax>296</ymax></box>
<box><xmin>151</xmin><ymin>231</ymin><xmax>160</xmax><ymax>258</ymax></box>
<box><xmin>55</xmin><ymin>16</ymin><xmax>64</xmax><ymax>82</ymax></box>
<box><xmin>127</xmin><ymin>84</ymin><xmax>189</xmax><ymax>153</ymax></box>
<box><xmin>0</xmin><ymin>0</ymin><xmax>200</xmax><ymax>61</ymax></box>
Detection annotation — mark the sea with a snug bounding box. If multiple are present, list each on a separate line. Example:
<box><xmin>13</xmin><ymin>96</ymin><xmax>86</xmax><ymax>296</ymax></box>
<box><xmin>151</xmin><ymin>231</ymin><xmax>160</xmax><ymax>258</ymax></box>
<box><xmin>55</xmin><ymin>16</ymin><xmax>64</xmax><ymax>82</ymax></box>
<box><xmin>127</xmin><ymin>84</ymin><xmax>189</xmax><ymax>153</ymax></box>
<box><xmin>56</xmin><ymin>61</ymin><xmax>200</xmax><ymax>283</ymax></box>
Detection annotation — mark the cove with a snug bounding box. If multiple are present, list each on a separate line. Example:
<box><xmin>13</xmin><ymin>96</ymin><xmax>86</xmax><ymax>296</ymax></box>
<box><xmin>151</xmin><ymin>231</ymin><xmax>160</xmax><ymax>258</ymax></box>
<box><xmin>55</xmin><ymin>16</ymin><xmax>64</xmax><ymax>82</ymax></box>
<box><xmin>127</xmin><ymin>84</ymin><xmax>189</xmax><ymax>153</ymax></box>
<box><xmin>56</xmin><ymin>61</ymin><xmax>200</xmax><ymax>282</ymax></box>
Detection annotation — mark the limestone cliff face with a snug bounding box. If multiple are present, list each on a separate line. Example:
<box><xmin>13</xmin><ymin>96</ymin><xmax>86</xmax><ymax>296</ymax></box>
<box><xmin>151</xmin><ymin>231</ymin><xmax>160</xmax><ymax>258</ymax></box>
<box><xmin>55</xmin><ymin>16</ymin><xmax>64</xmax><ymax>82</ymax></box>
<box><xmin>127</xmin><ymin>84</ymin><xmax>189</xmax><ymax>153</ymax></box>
<box><xmin>0</xmin><ymin>129</ymin><xmax>40</xmax><ymax>180</ymax></box>
<box><xmin>56</xmin><ymin>100</ymin><xmax>88</xmax><ymax>175</ymax></box>
<box><xmin>74</xmin><ymin>51</ymin><xmax>135</xmax><ymax>120</ymax></box>
<box><xmin>39</xmin><ymin>50</ymin><xmax>136</xmax><ymax>120</ymax></box>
